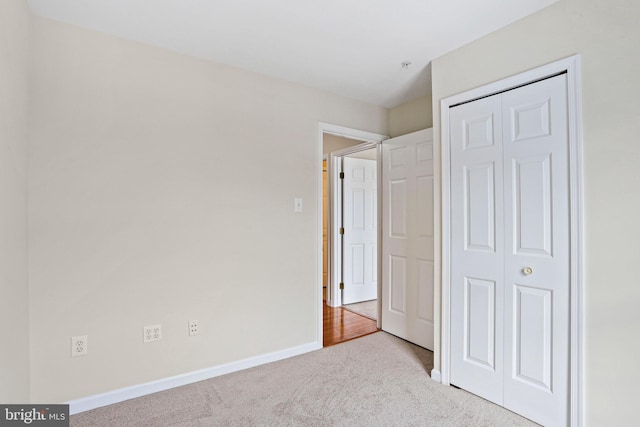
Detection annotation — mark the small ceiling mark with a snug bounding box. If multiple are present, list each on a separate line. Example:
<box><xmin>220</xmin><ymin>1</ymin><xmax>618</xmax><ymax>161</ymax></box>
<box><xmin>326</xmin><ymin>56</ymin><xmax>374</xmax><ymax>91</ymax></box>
<box><xmin>401</xmin><ymin>61</ymin><xmax>412</xmax><ymax>70</ymax></box>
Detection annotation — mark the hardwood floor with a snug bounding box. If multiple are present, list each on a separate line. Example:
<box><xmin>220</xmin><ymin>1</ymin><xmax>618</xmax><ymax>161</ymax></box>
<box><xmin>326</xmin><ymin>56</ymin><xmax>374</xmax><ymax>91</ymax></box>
<box><xmin>323</xmin><ymin>301</ymin><xmax>379</xmax><ymax>347</ymax></box>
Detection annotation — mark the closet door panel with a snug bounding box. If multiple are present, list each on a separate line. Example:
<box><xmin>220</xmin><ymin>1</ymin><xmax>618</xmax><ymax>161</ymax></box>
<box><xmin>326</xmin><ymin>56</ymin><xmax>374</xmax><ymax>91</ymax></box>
<box><xmin>449</xmin><ymin>94</ymin><xmax>504</xmax><ymax>405</ymax></box>
<box><xmin>502</xmin><ymin>75</ymin><xmax>570</xmax><ymax>427</ymax></box>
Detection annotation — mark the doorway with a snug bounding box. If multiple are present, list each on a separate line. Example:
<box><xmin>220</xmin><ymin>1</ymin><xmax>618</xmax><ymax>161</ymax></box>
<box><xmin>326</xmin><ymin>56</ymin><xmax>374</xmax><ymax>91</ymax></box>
<box><xmin>319</xmin><ymin>124</ymin><xmax>436</xmax><ymax>351</ymax></box>
<box><xmin>322</xmin><ymin>140</ymin><xmax>378</xmax><ymax>308</ymax></box>
<box><xmin>341</xmin><ymin>148</ymin><xmax>378</xmax><ymax>307</ymax></box>
<box><xmin>318</xmin><ymin>124</ymin><xmax>387</xmax><ymax>346</ymax></box>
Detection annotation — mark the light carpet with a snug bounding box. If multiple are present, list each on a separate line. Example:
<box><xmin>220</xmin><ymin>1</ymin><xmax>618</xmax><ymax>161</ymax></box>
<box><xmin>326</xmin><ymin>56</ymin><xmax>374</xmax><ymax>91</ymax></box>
<box><xmin>71</xmin><ymin>332</ymin><xmax>536</xmax><ymax>426</ymax></box>
<box><xmin>342</xmin><ymin>300</ymin><xmax>377</xmax><ymax>321</ymax></box>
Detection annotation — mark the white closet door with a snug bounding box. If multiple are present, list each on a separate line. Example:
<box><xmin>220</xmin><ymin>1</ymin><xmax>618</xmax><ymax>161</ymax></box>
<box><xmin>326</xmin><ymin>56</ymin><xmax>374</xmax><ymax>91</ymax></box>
<box><xmin>381</xmin><ymin>129</ymin><xmax>434</xmax><ymax>350</ymax></box>
<box><xmin>502</xmin><ymin>75</ymin><xmax>570</xmax><ymax>427</ymax></box>
<box><xmin>449</xmin><ymin>74</ymin><xmax>570</xmax><ymax>427</ymax></box>
<box><xmin>449</xmin><ymin>94</ymin><xmax>505</xmax><ymax>405</ymax></box>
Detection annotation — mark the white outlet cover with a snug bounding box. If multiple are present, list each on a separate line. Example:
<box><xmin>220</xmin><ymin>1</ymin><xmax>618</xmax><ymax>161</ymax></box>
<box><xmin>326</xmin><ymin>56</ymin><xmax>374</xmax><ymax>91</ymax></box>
<box><xmin>188</xmin><ymin>320</ymin><xmax>199</xmax><ymax>336</ymax></box>
<box><xmin>143</xmin><ymin>324</ymin><xmax>162</xmax><ymax>343</ymax></box>
<box><xmin>71</xmin><ymin>335</ymin><xmax>88</xmax><ymax>357</ymax></box>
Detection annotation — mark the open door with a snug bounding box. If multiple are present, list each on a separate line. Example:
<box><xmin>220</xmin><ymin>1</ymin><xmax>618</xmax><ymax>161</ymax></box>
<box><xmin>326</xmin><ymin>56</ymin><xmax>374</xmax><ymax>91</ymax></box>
<box><xmin>381</xmin><ymin>129</ymin><xmax>434</xmax><ymax>350</ymax></box>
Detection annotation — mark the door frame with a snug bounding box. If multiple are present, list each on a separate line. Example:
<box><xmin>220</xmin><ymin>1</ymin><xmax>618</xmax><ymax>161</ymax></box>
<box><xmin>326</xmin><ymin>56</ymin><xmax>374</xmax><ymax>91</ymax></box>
<box><xmin>318</xmin><ymin>123</ymin><xmax>387</xmax><ymax>341</ymax></box>
<box><xmin>438</xmin><ymin>55</ymin><xmax>584</xmax><ymax>425</ymax></box>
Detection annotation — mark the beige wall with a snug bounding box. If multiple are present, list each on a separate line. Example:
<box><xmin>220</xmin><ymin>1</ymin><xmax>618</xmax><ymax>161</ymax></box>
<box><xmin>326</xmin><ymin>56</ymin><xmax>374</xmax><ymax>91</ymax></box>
<box><xmin>388</xmin><ymin>94</ymin><xmax>432</xmax><ymax>137</ymax></box>
<box><xmin>0</xmin><ymin>0</ymin><xmax>31</xmax><ymax>403</ymax></box>
<box><xmin>346</xmin><ymin>148</ymin><xmax>376</xmax><ymax>161</ymax></box>
<box><xmin>322</xmin><ymin>134</ymin><xmax>364</xmax><ymax>154</ymax></box>
<box><xmin>431</xmin><ymin>0</ymin><xmax>640</xmax><ymax>424</ymax></box>
<box><xmin>27</xmin><ymin>16</ymin><xmax>388</xmax><ymax>403</ymax></box>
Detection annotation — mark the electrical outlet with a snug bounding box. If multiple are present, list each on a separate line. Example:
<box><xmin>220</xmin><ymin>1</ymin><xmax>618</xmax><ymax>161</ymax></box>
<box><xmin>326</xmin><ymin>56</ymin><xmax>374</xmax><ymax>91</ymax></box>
<box><xmin>71</xmin><ymin>335</ymin><xmax>88</xmax><ymax>357</ymax></box>
<box><xmin>143</xmin><ymin>324</ymin><xmax>162</xmax><ymax>343</ymax></box>
<box><xmin>188</xmin><ymin>320</ymin><xmax>199</xmax><ymax>336</ymax></box>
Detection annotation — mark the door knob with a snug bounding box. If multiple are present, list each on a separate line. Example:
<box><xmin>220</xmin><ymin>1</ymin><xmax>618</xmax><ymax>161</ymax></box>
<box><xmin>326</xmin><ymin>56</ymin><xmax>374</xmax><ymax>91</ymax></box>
<box><xmin>523</xmin><ymin>267</ymin><xmax>533</xmax><ymax>275</ymax></box>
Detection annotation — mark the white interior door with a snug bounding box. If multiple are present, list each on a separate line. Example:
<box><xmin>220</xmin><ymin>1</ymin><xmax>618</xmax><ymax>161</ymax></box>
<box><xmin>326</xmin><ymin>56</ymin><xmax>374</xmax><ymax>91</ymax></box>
<box><xmin>449</xmin><ymin>74</ymin><xmax>570</xmax><ymax>427</ymax></box>
<box><xmin>342</xmin><ymin>156</ymin><xmax>377</xmax><ymax>304</ymax></box>
<box><xmin>381</xmin><ymin>129</ymin><xmax>434</xmax><ymax>350</ymax></box>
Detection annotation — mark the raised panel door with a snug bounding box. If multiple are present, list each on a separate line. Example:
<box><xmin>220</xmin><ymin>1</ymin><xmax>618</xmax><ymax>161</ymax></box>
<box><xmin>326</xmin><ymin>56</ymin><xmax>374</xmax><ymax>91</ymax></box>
<box><xmin>450</xmin><ymin>94</ymin><xmax>504</xmax><ymax>404</ymax></box>
<box><xmin>343</xmin><ymin>157</ymin><xmax>378</xmax><ymax>304</ymax></box>
<box><xmin>381</xmin><ymin>129</ymin><xmax>434</xmax><ymax>350</ymax></box>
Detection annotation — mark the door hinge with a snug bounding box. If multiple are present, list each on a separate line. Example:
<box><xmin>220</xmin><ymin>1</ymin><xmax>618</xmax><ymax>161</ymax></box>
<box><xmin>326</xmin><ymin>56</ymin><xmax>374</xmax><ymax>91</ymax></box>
<box><xmin>339</xmin><ymin>172</ymin><xmax>344</xmax><ymax>179</ymax></box>
<box><xmin>339</xmin><ymin>282</ymin><xmax>344</xmax><ymax>290</ymax></box>
<box><xmin>339</xmin><ymin>227</ymin><xmax>344</xmax><ymax>235</ymax></box>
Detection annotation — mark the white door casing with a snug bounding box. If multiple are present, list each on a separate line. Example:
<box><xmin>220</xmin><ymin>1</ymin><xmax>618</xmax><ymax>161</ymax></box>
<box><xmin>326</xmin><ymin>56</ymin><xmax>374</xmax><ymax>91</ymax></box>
<box><xmin>449</xmin><ymin>74</ymin><xmax>570</xmax><ymax>427</ymax></box>
<box><xmin>381</xmin><ymin>129</ymin><xmax>434</xmax><ymax>350</ymax></box>
<box><xmin>342</xmin><ymin>157</ymin><xmax>378</xmax><ymax>304</ymax></box>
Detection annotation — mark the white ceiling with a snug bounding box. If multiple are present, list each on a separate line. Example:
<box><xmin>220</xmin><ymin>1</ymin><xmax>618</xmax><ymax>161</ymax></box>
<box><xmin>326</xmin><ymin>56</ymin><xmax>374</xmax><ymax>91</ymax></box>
<box><xmin>26</xmin><ymin>0</ymin><xmax>558</xmax><ymax>108</ymax></box>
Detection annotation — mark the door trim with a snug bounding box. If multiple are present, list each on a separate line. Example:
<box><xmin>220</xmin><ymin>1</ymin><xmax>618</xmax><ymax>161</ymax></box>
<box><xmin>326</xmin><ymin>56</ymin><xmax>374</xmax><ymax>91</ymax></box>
<box><xmin>439</xmin><ymin>55</ymin><xmax>584</xmax><ymax>426</ymax></box>
<box><xmin>318</xmin><ymin>123</ymin><xmax>387</xmax><ymax>343</ymax></box>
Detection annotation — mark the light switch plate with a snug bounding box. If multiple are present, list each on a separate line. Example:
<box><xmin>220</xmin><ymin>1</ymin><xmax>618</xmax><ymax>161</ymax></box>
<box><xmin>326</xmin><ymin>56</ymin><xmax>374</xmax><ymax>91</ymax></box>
<box><xmin>294</xmin><ymin>197</ymin><xmax>303</xmax><ymax>213</ymax></box>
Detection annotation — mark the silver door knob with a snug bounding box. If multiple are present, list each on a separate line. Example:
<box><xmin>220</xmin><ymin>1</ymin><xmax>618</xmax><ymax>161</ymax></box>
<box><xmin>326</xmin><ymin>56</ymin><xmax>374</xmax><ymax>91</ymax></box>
<box><xmin>523</xmin><ymin>267</ymin><xmax>533</xmax><ymax>275</ymax></box>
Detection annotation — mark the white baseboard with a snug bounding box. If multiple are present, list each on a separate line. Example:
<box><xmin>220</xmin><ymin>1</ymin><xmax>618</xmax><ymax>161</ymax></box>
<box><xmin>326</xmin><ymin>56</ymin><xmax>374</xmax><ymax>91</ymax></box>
<box><xmin>430</xmin><ymin>369</ymin><xmax>442</xmax><ymax>383</ymax></box>
<box><xmin>67</xmin><ymin>341</ymin><xmax>322</xmax><ymax>415</ymax></box>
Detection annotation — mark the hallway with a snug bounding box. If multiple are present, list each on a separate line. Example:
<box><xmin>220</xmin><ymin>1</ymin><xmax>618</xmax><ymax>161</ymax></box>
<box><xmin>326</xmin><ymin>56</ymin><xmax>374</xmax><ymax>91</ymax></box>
<box><xmin>323</xmin><ymin>302</ymin><xmax>378</xmax><ymax>347</ymax></box>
